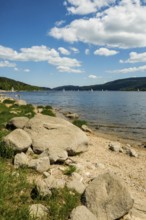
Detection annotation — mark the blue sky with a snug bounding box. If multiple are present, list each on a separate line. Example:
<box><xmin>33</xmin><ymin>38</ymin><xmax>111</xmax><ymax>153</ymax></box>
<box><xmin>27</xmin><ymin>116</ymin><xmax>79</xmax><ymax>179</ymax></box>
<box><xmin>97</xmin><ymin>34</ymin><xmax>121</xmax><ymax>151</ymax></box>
<box><xmin>0</xmin><ymin>0</ymin><xmax>146</xmax><ymax>88</ymax></box>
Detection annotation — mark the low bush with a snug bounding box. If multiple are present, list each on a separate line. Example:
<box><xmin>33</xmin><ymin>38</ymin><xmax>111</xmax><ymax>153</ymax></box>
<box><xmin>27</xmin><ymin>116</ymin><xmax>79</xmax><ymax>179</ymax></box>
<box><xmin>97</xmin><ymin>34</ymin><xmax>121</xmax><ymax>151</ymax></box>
<box><xmin>41</xmin><ymin>109</ymin><xmax>56</xmax><ymax>117</ymax></box>
<box><xmin>0</xmin><ymin>141</ymin><xmax>15</xmax><ymax>159</ymax></box>
<box><xmin>3</xmin><ymin>99</ymin><xmax>15</xmax><ymax>104</ymax></box>
<box><xmin>64</xmin><ymin>165</ymin><xmax>76</xmax><ymax>176</ymax></box>
<box><xmin>73</xmin><ymin>120</ymin><xmax>87</xmax><ymax>128</ymax></box>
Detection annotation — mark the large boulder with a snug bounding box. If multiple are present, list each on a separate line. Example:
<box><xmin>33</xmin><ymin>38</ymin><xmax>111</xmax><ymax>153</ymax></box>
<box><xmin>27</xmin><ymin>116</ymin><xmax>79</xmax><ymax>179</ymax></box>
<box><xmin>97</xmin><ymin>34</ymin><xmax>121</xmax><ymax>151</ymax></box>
<box><xmin>3</xmin><ymin>129</ymin><xmax>32</xmax><ymax>152</ymax></box>
<box><xmin>70</xmin><ymin>205</ymin><xmax>97</xmax><ymax>220</ymax></box>
<box><xmin>84</xmin><ymin>172</ymin><xmax>134</xmax><ymax>220</ymax></box>
<box><xmin>6</xmin><ymin>117</ymin><xmax>29</xmax><ymax>129</ymax></box>
<box><xmin>28</xmin><ymin>157</ymin><xmax>50</xmax><ymax>173</ymax></box>
<box><xmin>24</xmin><ymin>115</ymin><xmax>88</xmax><ymax>162</ymax></box>
<box><xmin>15</xmin><ymin>99</ymin><xmax>27</xmax><ymax>106</ymax></box>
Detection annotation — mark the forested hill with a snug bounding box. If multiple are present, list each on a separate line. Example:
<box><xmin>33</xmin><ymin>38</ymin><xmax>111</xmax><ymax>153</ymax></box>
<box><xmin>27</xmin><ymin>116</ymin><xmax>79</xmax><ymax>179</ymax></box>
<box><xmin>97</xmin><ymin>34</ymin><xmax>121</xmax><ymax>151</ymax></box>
<box><xmin>54</xmin><ymin>77</ymin><xmax>146</xmax><ymax>91</ymax></box>
<box><xmin>0</xmin><ymin>77</ymin><xmax>50</xmax><ymax>91</ymax></box>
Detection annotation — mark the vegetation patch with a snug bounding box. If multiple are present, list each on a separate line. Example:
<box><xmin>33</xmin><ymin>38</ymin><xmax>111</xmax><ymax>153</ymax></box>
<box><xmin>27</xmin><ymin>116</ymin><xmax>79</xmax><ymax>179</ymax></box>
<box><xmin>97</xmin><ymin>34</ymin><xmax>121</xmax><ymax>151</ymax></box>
<box><xmin>3</xmin><ymin>99</ymin><xmax>16</xmax><ymax>104</ymax></box>
<box><xmin>41</xmin><ymin>109</ymin><xmax>56</xmax><ymax>117</ymax></box>
<box><xmin>0</xmin><ymin>141</ymin><xmax>15</xmax><ymax>159</ymax></box>
<box><xmin>73</xmin><ymin>119</ymin><xmax>87</xmax><ymax>128</ymax></box>
<box><xmin>64</xmin><ymin>165</ymin><xmax>76</xmax><ymax>176</ymax></box>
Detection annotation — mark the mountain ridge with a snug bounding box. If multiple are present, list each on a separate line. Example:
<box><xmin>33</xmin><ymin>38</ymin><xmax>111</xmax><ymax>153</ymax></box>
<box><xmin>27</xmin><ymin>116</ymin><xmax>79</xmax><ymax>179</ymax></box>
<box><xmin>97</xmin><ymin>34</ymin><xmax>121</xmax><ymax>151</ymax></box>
<box><xmin>0</xmin><ymin>77</ymin><xmax>146</xmax><ymax>91</ymax></box>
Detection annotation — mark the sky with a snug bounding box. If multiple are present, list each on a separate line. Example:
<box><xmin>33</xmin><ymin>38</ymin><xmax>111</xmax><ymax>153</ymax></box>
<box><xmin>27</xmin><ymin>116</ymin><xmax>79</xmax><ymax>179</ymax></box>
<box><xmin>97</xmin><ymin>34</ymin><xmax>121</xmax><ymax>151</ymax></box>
<box><xmin>0</xmin><ymin>0</ymin><xmax>146</xmax><ymax>88</ymax></box>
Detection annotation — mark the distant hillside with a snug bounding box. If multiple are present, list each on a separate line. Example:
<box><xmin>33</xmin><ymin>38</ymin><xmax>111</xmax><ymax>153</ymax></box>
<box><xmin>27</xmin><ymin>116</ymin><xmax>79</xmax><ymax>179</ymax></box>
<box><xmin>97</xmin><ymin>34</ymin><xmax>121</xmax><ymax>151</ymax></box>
<box><xmin>54</xmin><ymin>77</ymin><xmax>146</xmax><ymax>91</ymax></box>
<box><xmin>0</xmin><ymin>77</ymin><xmax>50</xmax><ymax>91</ymax></box>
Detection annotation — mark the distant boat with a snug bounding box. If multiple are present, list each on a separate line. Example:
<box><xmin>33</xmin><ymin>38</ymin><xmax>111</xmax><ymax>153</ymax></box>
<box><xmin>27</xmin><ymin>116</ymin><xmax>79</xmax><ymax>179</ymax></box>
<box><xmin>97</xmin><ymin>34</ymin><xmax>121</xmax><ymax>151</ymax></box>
<box><xmin>63</xmin><ymin>88</ymin><xmax>65</xmax><ymax>92</ymax></box>
<box><xmin>91</xmin><ymin>89</ymin><xmax>93</xmax><ymax>92</ymax></box>
<box><xmin>11</xmin><ymin>87</ymin><xmax>14</xmax><ymax>92</ymax></box>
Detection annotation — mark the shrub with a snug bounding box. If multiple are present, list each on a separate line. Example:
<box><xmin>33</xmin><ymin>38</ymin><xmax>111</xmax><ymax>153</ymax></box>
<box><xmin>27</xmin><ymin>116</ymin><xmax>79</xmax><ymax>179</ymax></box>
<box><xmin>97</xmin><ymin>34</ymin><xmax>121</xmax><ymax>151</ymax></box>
<box><xmin>64</xmin><ymin>165</ymin><xmax>76</xmax><ymax>176</ymax></box>
<box><xmin>0</xmin><ymin>141</ymin><xmax>15</xmax><ymax>159</ymax></box>
<box><xmin>41</xmin><ymin>109</ymin><xmax>56</xmax><ymax>117</ymax></box>
<box><xmin>73</xmin><ymin>120</ymin><xmax>87</xmax><ymax>128</ymax></box>
<box><xmin>45</xmin><ymin>105</ymin><xmax>53</xmax><ymax>110</ymax></box>
<box><xmin>3</xmin><ymin>99</ymin><xmax>15</xmax><ymax>104</ymax></box>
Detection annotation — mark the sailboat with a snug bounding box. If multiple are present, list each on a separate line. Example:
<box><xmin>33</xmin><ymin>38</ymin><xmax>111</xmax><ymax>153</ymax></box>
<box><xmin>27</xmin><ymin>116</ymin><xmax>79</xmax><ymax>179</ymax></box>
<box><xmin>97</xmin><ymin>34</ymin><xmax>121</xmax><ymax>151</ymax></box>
<box><xmin>11</xmin><ymin>87</ymin><xmax>14</xmax><ymax>92</ymax></box>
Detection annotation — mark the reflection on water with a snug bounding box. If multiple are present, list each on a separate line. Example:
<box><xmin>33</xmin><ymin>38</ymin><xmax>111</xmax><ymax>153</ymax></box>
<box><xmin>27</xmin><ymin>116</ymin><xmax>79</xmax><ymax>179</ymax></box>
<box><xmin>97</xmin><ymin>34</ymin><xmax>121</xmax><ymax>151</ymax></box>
<box><xmin>7</xmin><ymin>91</ymin><xmax>146</xmax><ymax>142</ymax></box>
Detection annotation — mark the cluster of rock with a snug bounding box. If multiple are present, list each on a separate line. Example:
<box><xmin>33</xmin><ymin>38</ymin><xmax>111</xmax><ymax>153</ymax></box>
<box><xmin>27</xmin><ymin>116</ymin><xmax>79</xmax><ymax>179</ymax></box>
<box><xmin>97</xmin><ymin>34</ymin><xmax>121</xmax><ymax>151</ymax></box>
<box><xmin>109</xmin><ymin>142</ymin><xmax>138</xmax><ymax>157</ymax></box>
<box><xmin>3</xmin><ymin>113</ymin><xmax>135</xmax><ymax>220</ymax></box>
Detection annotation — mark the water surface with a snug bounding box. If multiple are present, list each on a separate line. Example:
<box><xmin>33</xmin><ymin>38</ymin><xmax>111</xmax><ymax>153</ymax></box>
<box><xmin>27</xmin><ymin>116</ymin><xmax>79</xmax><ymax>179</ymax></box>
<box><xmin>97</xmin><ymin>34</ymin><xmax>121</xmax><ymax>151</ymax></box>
<box><xmin>7</xmin><ymin>91</ymin><xmax>146</xmax><ymax>142</ymax></box>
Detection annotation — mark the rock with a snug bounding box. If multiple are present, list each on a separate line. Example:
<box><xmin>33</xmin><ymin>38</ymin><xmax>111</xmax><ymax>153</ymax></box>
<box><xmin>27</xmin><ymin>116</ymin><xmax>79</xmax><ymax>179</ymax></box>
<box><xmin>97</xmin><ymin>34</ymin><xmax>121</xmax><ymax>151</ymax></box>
<box><xmin>126</xmin><ymin>148</ymin><xmax>138</xmax><ymax>158</ymax></box>
<box><xmin>70</xmin><ymin>205</ymin><xmax>97</xmax><ymax>220</ymax></box>
<box><xmin>14</xmin><ymin>152</ymin><xmax>29</xmax><ymax>168</ymax></box>
<box><xmin>84</xmin><ymin>172</ymin><xmax>134</xmax><ymax>220</ymax></box>
<box><xmin>28</xmin><ymin>157</ymin><xmax>50</xmax><ymax>173</ymax></box>
<box><xmin>6</xmin><ymin>117</ymin><xmax>29</xmax><ymax>130</ymax></box>
<box><xmin>3</xmin><ymin>129</ymin><xmax>32</xmax><ymax>152</ymax></box>
<box><xmin>24</xmin><ymin>115</ymin><xmax>88</xmax><ymax>162</ymax></box>
<box><xmin>35</xmin><ymin>179</ymin><xmax>51</xmax><ymax>197</ymax></box>
<box><xmin>65</xmin><ymin>113</ymin><xmax>79</xmax><ymax>119</ymax></box>
<box><xmin>67</xmin><ymin>179</ymin><xmax>85</xmax><ymax>194</ymax></box>
<box><xmin>44</xmin><ymin>175</ymin><xmax>65</xmax><ymax>189</ymax></box>
<box><xmin>26</xmin><ymin>147</ymin><xmax>34</xmax><ymax>156</ymax></box>
<box><xmin>15</xmin><ymin>99</ymin><xmax>27</xmax><ymax>106</ymax></box>
<box><xmin>29</xmin><ymin>204</ymin><xmax>48</xmax><ymax>220</ymax></box>
<box><xmin>109</xmin><ymin>142</ymin><xmax>123</xmax><ymax>153</ymax></box>
<box><xmin>82</xmin><ymin>125</ymin><xmax>92</xmax><ymax>133</ymax></box>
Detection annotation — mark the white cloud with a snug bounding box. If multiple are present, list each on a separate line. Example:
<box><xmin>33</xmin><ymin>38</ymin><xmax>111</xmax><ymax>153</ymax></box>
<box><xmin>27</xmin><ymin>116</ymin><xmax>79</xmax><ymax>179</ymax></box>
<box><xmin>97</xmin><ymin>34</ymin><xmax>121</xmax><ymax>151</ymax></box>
<box><xmin>65</xmin><ymin>0</ymin><xmax>115</xmax><ymax>15</ymax></box>
<box><xmin>120</xmin><ymin>51</ymin><xmax>146</xmax><ymax>63</ymax></box>
<box><xmin>108</xmin><ymin>65</ymin><xmax>146</xmax><ymax>74</ymax></box>
<box><xmin>58</xmin><ymin>47</ymin><xmax>70</xmax><ymax>55</ymax></box>
<box><xmin>0</xmin><ymin>60</ymin><xmax>16</xmax><ymax>68</ymax></box>
<box><xmin>85</xmin><ymin>49</ymin><xmax>90</xmax><ymax>55</ymax></box>
<box><xmin>57</xmin><ymin>66</ymin><xmax>83</xmax><ymax>73</ymax></box>
<box><xmin>0</xmin><ymin>45</ymin><xmax>82</xmax><ymax>73</ymax></box>
<box><xmin>50</xmin><ymin>1</ymin><xmax>146</xmax><ymax>49</ymax></box>
<box><xmin>55</xmin><ymin>20</ymin><xmax>65</xmax><ymax>27</ymax></box>
<box><xmin>94</xmin><ymin>48</ymin><xmax>118</xmax><ymax>56</ymax></box>
<box><xmin>88</xmin><ymin>74</ymin><xmax>97</xmax><ymax>79</ymax></box>
<box><xmin>70</xmin><ymin>47</ymin><xmax>80</xmax><ymax>53</ymax></box>
<box><xmin>24</xmin><ymin>68</ymin><xmax>30</xmax><ymax>72</ymax></box>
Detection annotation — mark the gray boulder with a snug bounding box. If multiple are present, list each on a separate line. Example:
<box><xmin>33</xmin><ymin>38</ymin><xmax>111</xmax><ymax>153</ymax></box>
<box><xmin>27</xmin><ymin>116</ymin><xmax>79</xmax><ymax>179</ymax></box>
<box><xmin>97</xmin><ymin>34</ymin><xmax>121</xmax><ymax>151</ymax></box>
<box><xmin>67</xmin><ymin>179</ymin><xmax>85</xmax><ymax>194</ymax></box>
<box><xmin>7</xmin><ymin>117</ymin><xmax>29</xmax><ymax>129</ymax></box>
<box><xmin>109</xmin><ymin>142</ymin><xmax>123</xmax><ymax>153</ymax></box>
<box><xmin>84</xmin><ymin>172</ymin><xmax>134</xmax><ymax>220</ymax></box>
<box><xmin>3</xmin><ymin>128</ymin><xmax>32</xmax><ymax>152</ymax></box>
<box><xmin>44</xmin><ymin>175</ymin><xmax>65</xmax><ymax>189</ymax></box>
<box><xmin>24</xmin><ymin>115</ymin><xmax>88</xmax><ymax>162</ymax></box>
<box><xmin>35</xmin><ymin>179</ymin><xmax>51</xmax><ymax>197</ymax></box>
<box><xmin>29</xmin><ymin>204</ymin><xmax>48</xmax><ymax>220</ymax></box>
<box><xmin>14</xmin><ymin>152</ymin><xmax>29</xmax><ymax>168</ymax></box>
<box><xmin>70</xmin><ymin>205</ymin><xmax>97</xmax><ymax>220</ymax></box>
<box><xmin>28</xmin><ymin>157</ymin><xmax>50</xmax><ymax>173</ymax></box>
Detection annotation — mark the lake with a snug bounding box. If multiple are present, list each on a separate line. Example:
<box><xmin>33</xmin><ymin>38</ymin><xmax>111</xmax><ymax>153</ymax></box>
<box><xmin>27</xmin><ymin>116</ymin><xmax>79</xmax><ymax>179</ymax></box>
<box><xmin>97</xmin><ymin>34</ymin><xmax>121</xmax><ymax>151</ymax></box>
<box><xmin>7</xmin><ymin>91</ymin><xmax>146</xmax><ymax>142</ymax></box>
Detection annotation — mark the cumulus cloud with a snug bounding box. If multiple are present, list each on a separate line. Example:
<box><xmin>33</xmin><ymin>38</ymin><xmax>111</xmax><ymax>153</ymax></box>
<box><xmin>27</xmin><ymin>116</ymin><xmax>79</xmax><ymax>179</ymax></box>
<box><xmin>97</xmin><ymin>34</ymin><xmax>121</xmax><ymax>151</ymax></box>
<box><xmin>88</xmin><ymin>74</ymin><xmax>97</xmax><ymax>79</ymax></box>
<box><xmin>0</xmin><ymin>45</ymin><xmax>82</xmax><ymax>73</ymax></box>
<box><xmin>24</xmin><ymin>68</ymin><xmax>30</xmax><ymax>72</ymax></box>
<box><xmin>50</xmin><ymin>1</ymin><xmax>146</xmax><ymax>48</ymax></box>
<box><xmin>120</xmin><ymin>51</ymin><xmax>146</xmax><ymax>63</ymax></box>
<box><xmin>58</xmin><ymin>47</ymin><xmax>70</xmax><ymax>55</ymax></box>
<box><xmin>55</xmin><ymin>20</ymin><xmax>66</xmax><ymax>27</ymax></box>
<box><xmin>108</xmin><ymin>65</ymin><xmax>146</xmax><ymax>74</ymax></box>
<box><xmin>64</xmin><ymin>0</ymin><xmax>115</xmax><ymax>15</ymax></box>
<box><xmin>70</xmin><ymin>47</ymin><xmax>79</xmax><ymax>53</ymax></box>
<box><xmin>94</xmin><ymin>48</ymin><xmax>118</xmax><ymax>56</ymax></box>
<box><xmin>0</xmin><ymin>60</ymin><xmax>16</xmax><ymax>68</ymax></box>
<box><xmin>85</xmin><ymin>49</ymin><xmax>90</xmax><ymax>55</ymax></box>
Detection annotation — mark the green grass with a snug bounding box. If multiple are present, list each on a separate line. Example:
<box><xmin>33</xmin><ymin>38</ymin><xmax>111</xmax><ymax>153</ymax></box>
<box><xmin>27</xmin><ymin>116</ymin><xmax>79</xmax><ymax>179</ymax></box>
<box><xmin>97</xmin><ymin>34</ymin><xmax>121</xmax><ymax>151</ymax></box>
<box><xmin>73</xmin><ymin>120</ymin><xmax>87</xmax><ymax>128</ymax></box>
<box><xmin>0</xmin><ymin>141</ymin><xmax>15</xmax><ymax>159</ymax></box>
<box><xmin>3</xmin><ymin>99</ymin><xmax>16</xmax><ymax>104</ymax></box>
<box><xmin>0</xmin><ymin>159</ymin><xmax>32</xmax><ymax>220</ymax></box>
<box><xmin>41</xmin><ymin>109</ymin><xmax>56</xmax><ymax>117</ymax></box>
<box><xmin>33</xmin><ymin>187</ymin><xmax>80</xmax><ymax>220</ymax></box>
<box><xmin>64</xmin><ymin>165</ymin><xmax>76</xmax><ymax>176</ymax></box>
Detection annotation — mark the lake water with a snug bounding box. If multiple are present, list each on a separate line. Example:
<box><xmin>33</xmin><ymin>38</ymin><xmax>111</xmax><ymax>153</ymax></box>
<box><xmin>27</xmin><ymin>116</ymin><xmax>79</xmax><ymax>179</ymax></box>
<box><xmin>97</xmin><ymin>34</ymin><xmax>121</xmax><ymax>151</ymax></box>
<box><xmin>7</xmin><ymin>91</ymin><xmax>146</xmax><ymax>142</ymax></box>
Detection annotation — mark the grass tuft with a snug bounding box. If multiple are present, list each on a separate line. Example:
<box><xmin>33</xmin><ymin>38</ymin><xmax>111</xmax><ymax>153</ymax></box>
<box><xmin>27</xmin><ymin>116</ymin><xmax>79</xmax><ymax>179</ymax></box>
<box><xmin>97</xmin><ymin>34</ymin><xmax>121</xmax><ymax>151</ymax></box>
<box><xmin>64</xmin><ymin>165</ymin><xmax>76</xmax><ymax>176</ymax></box>
<box><xmin>73</xmin><ymin>120</ymin><xmax>87</xmax><ymax>128</ymax></box>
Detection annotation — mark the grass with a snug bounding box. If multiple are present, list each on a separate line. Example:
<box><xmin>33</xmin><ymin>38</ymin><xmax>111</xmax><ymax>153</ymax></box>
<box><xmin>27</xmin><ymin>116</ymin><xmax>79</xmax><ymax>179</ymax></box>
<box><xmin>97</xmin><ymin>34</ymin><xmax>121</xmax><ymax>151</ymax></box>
<box><xmin>41</xmin><ymin>109</ymin><xmax>56</xmax><ymax>117</ymax></box>
<box><xmin>73</xmin><ymin>120</ymin><xmax>87</xmax><ymax>128</ymax></box>
<box><xmin>0</xmin><ymin>101</ymin><xmax>81</xmax><ymax>220</ymax></box>
<box><xmin>33</xmin><ymin>188</ymin><xmax>80</xmax><ymax>220</ymax></box>
<box><xmin>0</xmin><ymin>159</ymin><xmax>32</xmax><ymax>220</ymax></box>
<box><xmin>64</xmin><ymin>165</ymin><xmax>76</xmax><ymax>176</ymax></box>
<box><xmin>2</xmin><ymin>99</ymin><xmax>16</xmax><ymax>104</ymax></box>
